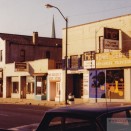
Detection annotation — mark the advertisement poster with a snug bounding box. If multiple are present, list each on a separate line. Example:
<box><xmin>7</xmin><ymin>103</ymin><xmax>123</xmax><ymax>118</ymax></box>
<box><xmin>106</xmin><ymin>70</ymin><xmax>124</xmax><ymax>99</ymax></box>
<box><xmin>89</xmin><ymin>70</ymin><xmax>106</xmax><ymax>98</ymax></box>
<box><xmin>89</xmin><ymin>69</ymin><xmax>124</xmax><ymax>99</ymax></box>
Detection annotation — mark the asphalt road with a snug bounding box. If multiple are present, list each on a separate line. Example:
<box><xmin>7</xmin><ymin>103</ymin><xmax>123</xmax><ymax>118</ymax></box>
<box><xmin>0</xmin><ymin>104</ymin><xmax>51</xmax><ymax>129</ymax></box>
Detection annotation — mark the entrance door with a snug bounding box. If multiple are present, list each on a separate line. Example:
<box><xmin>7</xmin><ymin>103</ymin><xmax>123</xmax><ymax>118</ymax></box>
<box><xmin>73</xmin><ymin>74</ymin><xmax>83</xmax><ymax>98</ymax></box>
<box><xmin>50</xmin><ymin>82</ymin><xmax>56</xmax><ymax>101</ymax></box>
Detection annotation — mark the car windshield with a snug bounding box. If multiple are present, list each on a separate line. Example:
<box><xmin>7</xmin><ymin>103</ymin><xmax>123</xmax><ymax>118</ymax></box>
<box><xmin>46</xmin><ymin>116</ymin><xmax>99</xmax><ymax>131</ymax></box>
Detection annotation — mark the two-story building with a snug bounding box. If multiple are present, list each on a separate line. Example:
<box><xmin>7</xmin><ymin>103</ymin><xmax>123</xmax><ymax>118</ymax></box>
<box><xmin>0</xmin><ymin>32</ymin><xmax>62</xmax><ymax>100</ymax></box>
<box><xmin>61</xmin><ymin>14</ymin><xmax>131</xmax><ymax>102</ymax></box>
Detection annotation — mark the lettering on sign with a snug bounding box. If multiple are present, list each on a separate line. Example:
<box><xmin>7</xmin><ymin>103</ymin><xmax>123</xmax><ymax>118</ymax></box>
<box><xmin>48</xmin><ymin>72</ymin><xmax>61</xmax><ymax>81</ymax></box>
<box><xmin>15</xmin><ymin>62</ymin><xmax>28</xmax><ymax>72</ymax></box>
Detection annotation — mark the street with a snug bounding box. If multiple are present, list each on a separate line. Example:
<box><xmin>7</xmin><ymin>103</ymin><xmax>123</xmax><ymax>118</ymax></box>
<box><xmin>0</xmin><ymin>104</ymin><xmax>51</xmax><ymax>129</ymax></box>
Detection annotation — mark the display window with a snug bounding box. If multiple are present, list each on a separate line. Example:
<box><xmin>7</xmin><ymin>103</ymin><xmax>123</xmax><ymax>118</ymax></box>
<box><xmin>36</xmin><ymin>76</ymin><xmax>46</xmax><ymax>95</ymax></box>
<box><xmin>89</xmin><ymin>69</ymin><xmax>124</xmax><ymax>99</ymax></box>
<box><xmin>27</xmin><ymin>83</ymin><xmax>34</xmax><ymax>94</ymax></box>
<box><xmin>12</xmin><ymin>82</ymin><xmax>19</xmax><ymax>93</ymax></box>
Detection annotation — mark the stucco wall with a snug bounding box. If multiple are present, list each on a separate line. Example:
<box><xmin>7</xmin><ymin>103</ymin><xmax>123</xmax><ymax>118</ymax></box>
<box><xmin>63</xmin><ymin>14</ymin><xmax>131</xmax><ymax>58</ymax></box>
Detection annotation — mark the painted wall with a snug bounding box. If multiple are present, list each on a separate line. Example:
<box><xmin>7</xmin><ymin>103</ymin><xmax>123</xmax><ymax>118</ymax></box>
<box><xmin>63</xmin><ymin>14</ymin><xmax>131</xmax><ymax>58</ymax></box>
<box><xmin>47</xmin><ymin>69</ymin><xmax>65</xmax><ymax>102</ymax></box>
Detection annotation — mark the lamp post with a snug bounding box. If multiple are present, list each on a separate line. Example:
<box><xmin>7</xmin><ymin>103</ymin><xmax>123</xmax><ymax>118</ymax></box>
<box><xmin>45</xmin><ymin>4</ymin><xmax>68</xmax><ymax>104</ymax></box>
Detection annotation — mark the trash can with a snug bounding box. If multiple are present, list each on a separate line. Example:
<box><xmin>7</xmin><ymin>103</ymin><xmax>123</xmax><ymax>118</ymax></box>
<box><xmin>68</xmin><ymin>93</ymin><xmax>74</xmax><ymax>105</ymax></box>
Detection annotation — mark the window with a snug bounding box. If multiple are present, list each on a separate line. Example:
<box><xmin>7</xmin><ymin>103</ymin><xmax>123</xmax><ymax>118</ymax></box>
<box><xmin>27</xmin><ymin>83</ymin><xmax>34</xmax><ymax>94</ymax></box>
<box><xmin>12</xmin><ymin>82</ymin><xmax>19</xmax><ymax>93</ymax></box>
<box><xmin>0</xmin><ymin>50</ymin><xmax>2</xmax><ymax>61</ymax></box>
<box><xmin>46</xmin><ymin>51</ymin><xmax>50</xmax><ymax>59</ymax></box>
<box><xmin>48</xmin><ymin>116</ymin><xmax>98</xmax><ymax>131</ymax></box>
<box><xmin>36</xmin><ymin>76</ymin><xmax>46</xmax><ymax>95</ymax></box>
<box><xmin>70</xmin><ymin>55</ymin><xmax>78</xmax><ymax>69</ymax></box>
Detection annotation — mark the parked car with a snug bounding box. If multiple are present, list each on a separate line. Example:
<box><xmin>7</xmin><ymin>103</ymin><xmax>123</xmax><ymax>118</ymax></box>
<box><xmin>8</xmin><ymin>102</ymin><xmax>131</xmax><ymax>131</ymax></box>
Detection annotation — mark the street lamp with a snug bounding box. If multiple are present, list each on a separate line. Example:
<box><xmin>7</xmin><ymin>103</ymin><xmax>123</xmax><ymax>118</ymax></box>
<box><xmin>45</xmin><ymin>4</ymin><xmax>68</xmax><ymax>104</ymax></box>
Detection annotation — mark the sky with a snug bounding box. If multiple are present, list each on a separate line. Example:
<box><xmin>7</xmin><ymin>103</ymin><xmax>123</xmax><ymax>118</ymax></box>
<box><xmin>0</xmin><ymin>0</ymin><xmax>131</xmax><ymax>38</ymax></box>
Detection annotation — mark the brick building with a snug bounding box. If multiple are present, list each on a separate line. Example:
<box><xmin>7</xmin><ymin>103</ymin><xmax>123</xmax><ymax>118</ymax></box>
<box><xmin>0</xmin><ymin>32</ymin><xmax>62</xmax><ymax>100</ymax></box>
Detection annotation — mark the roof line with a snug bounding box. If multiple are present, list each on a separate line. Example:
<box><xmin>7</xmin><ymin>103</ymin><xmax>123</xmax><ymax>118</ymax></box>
<box><xmin>64</xmin><ymin>13</ymin><xmax>131</xmax><ymax>30</ymax></box>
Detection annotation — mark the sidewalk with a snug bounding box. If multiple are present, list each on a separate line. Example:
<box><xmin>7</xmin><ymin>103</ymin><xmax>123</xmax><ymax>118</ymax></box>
<box><xmin>0</xmin><ymin>98</ymin><xmax>89</xmax><ymax>108</ymax></box>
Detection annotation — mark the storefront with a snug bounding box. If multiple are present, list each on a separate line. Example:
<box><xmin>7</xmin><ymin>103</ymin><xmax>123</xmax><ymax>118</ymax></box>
<box><xmin>3</xmin><ymin>59</ymin><xmax>50</xmax><ymax>100</ymax></box>
<box><xmin>34</xmin><ymin>73</ymin><xmax>47</xmax><ymax>100</ymax></box>
<box><xmin>88</xmin><ymin>69</ymin><xmax>124</xmax><ymax>100</ymax></box>
<box><xmin>82</xmin><ymin>50</ymin><xmax>130</xmax><ymax>102</ymax></box>
<box><xmin>47</xmin><ymin>69</ymin><xmax>64</xmax><ymax>102</ymax></box>
<box><xmin>26</xmin><ymin>76</ymin><xmax>35</xmax><ymax>99</ymax></box>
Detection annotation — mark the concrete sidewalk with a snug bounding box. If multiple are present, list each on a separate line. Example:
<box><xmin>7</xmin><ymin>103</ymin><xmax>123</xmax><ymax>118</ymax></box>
<box><xmin>0</xmin><ymin>98</ymin><xmax>89</xmax><ymax>108</ymax></box>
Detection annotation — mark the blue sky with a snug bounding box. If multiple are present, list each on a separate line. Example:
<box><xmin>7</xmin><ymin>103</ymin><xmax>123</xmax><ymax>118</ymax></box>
<box><xmin>0</xmin><ymin>0</ymin><xmax>131</xmax><ymax>38</ymax></box>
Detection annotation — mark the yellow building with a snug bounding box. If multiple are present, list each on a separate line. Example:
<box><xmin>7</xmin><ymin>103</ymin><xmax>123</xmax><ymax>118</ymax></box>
<box><xmin>62</xmin><ymin>14</ymin><xmax>131</xmax><ymax>102</ymax></box>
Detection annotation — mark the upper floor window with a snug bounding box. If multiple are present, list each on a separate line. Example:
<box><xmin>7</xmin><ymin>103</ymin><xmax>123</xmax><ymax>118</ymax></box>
<box><xmin>45</xmin><ymin>51</ymin><xmax>50</xmax><ymax>59</ymax></box>
<box><xmin>70</xmin><ymin>55</ymin><xmax>78</xmax><ymax>69</ymax></box>
<box><xmin>0</xmin><ymin>50</ymin><xmax>2</xmax><ymax>62</ymax></box>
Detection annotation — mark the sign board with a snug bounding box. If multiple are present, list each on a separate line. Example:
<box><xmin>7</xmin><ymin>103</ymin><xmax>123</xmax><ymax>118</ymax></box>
<box><xmin>48</xmin><ymin>72</ymin><xmax>61</xmax><ymax>81</ymax></box>
<box><xmin>83</xmin><ymin>73</ymin><xmax>89</xmax><ymax>97</ymax></box>
<box><xmin>83</xmin><ymin>51</ymin><xmax>95</xmax><ymax>69</ymax></box>
<box><xmin>84</xmin><ymin>60</ymin><xmax>95</xmax><ymax>69</ymax></box>
<box><xmin>104</xmin><ymin>39</ymin><xmax>119</xmax><ymax>50</ymax></box>
<box><xmin>15</xmin><ymin>62</ymin><xmax>28</xmax><ymax>72</ymax></box>
<box><xmin>96</xmin><ymin>50</ymin><xmax>131</xmax><ymax>68</ymax></box>
<box><xmin>104</xmin><ymin>28</ymin><xmax>119</xmax><ymax>50</ymax></box>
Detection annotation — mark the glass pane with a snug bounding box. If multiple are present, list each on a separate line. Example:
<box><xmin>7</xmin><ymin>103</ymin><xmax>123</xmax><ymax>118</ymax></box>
<box><xmin>48</xmin><ymin>116</ymin><xmax>97</xmax><ymax>131</ymax></box>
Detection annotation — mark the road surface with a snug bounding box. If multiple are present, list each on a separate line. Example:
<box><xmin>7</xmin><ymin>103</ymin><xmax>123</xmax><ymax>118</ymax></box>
<box><xmin>0</xmin><ymin>103</ymin><xmax>51</xmax><ymax>129</ymax></box>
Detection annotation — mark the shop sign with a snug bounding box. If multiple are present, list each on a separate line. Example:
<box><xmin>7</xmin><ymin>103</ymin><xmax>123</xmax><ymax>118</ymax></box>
<box><xmin>15</xmin><ymin>62</ymin><xmax>28</xmax><ymax>72</ymax></box>
<box><xmin>84</xmin><ymin>60</ymin><xmax>95</xmax><ymax>69</ymax></box>
<box><xmin>104</xmin><ymin>39</ymin><xmax>119</xmax><ymax>50</ymax></box>
<box><xmin>96</xmin><ymin>51</ymin><xmax>131</xmax><ymax>68</ymax></box>
<box><xmin>104</xmin><ymin>28</ymin><xmax>119</xmax><ymax>50</ymax></box>
<box><xmin>83</xmin><ymin>51</ymin><xmax>95</xmax><ymax>69</ymax></box>
<box><xmin>83</xmin><ymin>73</ymin><xmax>89</xmax><ymax>96</ymax></box>
<box><xmin>48</xmin><ymin>72</ymin><xmax>61</xmax><ymax>81</ymax></box>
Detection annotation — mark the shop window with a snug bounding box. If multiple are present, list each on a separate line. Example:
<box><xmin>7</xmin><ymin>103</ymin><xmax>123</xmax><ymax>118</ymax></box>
<box><xmin>12</xmin><ymin>82</ymin><xmax>19</xmax><ymax>93</ymax></box>
<box><xmin>36</xmin><ymin>76</ymin><xmax>46</xmax><ymax>95</ymax></box>
<box><xmin>27</xmin><ymin>83</ymin><xmax>34</xmax><ymax>94</ymax></box>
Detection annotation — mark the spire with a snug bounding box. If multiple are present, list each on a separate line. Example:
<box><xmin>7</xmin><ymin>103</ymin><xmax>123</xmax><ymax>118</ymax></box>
<box><xmin>51</xmin><ymin>15</ymin><xmax>56</xmax><ymax>38</ymax></box>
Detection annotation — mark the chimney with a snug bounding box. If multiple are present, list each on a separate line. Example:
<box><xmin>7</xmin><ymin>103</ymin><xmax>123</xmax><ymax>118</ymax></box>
<box><xmin>32</xmin><ymin>32</ymin><xmax>38</xmax><ymax>45</ymax></box>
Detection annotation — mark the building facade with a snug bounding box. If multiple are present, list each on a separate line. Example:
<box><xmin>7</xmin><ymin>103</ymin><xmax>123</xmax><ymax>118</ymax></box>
<box><xmin>62</xmin><ymin>14</ymin><xmax>131</xmax><ymax>102</ymax></box>
<box><xmin>0</xmin><ymin>32</ymin><xmax>62</xmax><ymax>100</ymax></box>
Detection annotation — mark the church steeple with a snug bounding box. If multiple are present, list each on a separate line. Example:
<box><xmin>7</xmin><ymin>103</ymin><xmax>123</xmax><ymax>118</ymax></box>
<box><xmin>51</xmin><ymin>15</ymin><xmax>56</xmax><ymax>38</ymax></box>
